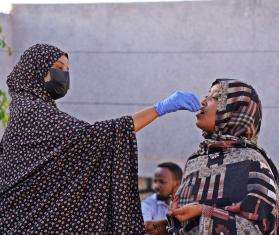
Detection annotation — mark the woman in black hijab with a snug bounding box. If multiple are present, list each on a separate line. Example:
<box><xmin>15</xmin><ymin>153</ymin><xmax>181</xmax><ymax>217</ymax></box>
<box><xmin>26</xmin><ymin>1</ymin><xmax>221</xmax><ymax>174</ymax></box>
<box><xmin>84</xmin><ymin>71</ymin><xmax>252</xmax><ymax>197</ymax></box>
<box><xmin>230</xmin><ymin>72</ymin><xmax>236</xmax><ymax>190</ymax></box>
<box><xmin>0</xmin><ymin>44</ymin><xmax>200</xmax><ymax>234</ymax></box>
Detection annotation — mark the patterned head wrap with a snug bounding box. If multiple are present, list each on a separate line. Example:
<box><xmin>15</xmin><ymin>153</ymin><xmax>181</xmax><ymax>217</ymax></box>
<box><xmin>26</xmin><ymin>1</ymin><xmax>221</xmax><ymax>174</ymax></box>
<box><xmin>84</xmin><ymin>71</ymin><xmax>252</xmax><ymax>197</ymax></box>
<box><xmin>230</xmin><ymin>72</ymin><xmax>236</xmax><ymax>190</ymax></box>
<box><xmin>7</xmin><ymin>43</ymin><xmax>66</xmax><ymax>102</ymax></box>
<box><xmin>205</xmin><ymin>79</ymin><xmax>262</xmax><ymax>144</ymax></box>
<box><xmin>178</xmin><ymin>79</ymin><xmax>278</xmax><ymax>234</ymax></box>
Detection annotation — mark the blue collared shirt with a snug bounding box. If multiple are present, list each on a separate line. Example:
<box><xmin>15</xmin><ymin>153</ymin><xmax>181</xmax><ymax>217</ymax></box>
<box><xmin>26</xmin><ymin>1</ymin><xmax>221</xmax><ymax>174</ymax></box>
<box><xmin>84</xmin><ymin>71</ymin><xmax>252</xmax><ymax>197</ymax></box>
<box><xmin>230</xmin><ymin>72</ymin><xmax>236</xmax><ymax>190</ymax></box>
<box><xmin>141</xmin><ymin>193</ymin><xmax>169</xmax><ymax>221</ymax></box>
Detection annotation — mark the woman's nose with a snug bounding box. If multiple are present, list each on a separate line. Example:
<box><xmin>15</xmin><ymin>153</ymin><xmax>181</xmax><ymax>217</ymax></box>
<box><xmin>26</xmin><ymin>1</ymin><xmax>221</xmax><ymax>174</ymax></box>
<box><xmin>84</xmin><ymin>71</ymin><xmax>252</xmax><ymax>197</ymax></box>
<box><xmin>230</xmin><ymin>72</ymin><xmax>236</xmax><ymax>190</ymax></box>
<box><xmin>201</xmin><ymin>98</ymin><xmax>207</xmax><ymax>106</ymax></box>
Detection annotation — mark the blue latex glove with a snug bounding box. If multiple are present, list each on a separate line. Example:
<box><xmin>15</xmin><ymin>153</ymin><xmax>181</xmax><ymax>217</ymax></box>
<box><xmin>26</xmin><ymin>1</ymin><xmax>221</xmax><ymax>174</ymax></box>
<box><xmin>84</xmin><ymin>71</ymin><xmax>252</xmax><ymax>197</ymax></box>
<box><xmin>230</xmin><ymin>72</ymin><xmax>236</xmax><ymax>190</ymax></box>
<box><xmin>154</xmin><ymin>91</ymin><xmax>201</xmax><ymax>117</ymax></box>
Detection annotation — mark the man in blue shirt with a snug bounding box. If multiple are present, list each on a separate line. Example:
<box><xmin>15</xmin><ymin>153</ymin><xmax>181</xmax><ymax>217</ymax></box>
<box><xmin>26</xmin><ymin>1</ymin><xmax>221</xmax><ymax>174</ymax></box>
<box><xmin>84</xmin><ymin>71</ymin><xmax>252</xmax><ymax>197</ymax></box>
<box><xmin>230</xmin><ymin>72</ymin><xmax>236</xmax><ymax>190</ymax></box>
<box><xmin>141</xmin><ymin>162</ymin><xmax>182</xmax><ymax>234</ymax></box>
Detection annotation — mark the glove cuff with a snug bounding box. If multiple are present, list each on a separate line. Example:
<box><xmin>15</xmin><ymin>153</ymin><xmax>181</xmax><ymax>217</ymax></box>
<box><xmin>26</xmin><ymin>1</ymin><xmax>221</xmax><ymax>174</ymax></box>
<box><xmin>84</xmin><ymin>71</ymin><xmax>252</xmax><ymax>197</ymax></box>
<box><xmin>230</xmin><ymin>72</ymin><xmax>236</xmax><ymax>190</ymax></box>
<box><xmin>154</xmin><ymin>102</ymin><xmax>165</xmax><ymax>117</ymax></box>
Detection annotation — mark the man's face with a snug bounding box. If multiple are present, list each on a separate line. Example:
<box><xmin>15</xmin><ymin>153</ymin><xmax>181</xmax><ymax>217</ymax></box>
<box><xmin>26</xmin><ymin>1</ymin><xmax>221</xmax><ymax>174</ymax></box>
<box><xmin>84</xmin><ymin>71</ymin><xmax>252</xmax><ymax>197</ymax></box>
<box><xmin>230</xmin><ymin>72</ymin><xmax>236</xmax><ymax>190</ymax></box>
<box><xmin>153</xmin><ymin>167</ymin><xmax>179</xmax><ymax>201</ymax></box>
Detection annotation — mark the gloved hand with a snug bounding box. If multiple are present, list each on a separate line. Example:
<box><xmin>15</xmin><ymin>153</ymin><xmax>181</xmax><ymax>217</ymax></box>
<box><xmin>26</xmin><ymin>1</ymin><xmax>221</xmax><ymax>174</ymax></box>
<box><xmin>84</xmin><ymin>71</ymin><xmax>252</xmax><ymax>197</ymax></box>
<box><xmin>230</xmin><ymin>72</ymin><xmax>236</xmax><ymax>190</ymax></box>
<box><xmin>154</xmin><ymin>91</ymin><xmax>201</xmax><ymax>117</ymax></box>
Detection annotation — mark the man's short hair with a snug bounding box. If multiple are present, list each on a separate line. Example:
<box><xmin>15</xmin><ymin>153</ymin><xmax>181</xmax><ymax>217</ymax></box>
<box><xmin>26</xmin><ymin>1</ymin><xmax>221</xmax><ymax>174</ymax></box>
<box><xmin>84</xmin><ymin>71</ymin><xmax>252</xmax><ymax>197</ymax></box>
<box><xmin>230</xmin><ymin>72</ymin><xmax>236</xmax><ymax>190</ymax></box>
<box><xmin>157</xmin><ymin>162</ymin><xmax>183</xmax><ymax>181</ymax></box>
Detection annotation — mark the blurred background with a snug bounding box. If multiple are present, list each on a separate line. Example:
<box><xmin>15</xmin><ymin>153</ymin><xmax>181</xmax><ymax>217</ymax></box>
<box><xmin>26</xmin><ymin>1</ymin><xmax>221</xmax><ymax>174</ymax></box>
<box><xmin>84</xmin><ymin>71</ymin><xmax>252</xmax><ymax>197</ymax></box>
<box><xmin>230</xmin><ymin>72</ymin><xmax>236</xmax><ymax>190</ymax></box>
<box><xmin>0</xmin><ymin>0</ymin><xmax>278</xmax><ymax>197</ymax></box>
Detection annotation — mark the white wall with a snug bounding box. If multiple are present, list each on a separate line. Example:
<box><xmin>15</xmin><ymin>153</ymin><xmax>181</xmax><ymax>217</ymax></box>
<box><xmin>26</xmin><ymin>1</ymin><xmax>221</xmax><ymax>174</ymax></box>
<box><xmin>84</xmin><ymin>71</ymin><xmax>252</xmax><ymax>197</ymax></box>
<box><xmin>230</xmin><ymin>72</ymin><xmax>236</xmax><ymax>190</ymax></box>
<box><xmin>1</xmin><ymin>1</ymin><xmax>279</xmax><ymax>176</ymax></box>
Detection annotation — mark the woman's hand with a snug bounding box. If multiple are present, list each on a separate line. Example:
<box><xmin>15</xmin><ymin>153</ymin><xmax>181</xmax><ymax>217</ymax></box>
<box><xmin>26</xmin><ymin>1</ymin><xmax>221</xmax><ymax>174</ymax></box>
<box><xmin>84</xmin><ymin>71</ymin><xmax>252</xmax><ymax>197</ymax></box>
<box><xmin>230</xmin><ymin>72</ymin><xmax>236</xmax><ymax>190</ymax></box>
<box><xmin>169</xmin><ymin>203</ymin><xmax>202</xmax><ymax>222</ymax></box>
<box><xmin>132</xmin><ymin>91</ymin><xmax>200</xmax><ymax>132</ymax></box>
<box><xmin>154</xmin><ymin>91</ymin><xmax>201</xmax><ymax>116</ymax></box>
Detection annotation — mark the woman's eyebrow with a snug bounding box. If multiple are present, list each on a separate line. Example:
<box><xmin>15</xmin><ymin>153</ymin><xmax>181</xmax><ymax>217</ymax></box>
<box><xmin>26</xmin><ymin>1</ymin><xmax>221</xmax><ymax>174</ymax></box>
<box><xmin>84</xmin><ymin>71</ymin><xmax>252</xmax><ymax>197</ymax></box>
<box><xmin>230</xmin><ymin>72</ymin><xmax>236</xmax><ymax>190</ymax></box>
<box><xmin>56</xmin><ymin>61</ymin><xmax>65</xmax><ymax>66</ymax></box>
<box><xmin>55</xmin><ymin>60</ymin><xmax>69</xmax><ymax>70</ymax></box>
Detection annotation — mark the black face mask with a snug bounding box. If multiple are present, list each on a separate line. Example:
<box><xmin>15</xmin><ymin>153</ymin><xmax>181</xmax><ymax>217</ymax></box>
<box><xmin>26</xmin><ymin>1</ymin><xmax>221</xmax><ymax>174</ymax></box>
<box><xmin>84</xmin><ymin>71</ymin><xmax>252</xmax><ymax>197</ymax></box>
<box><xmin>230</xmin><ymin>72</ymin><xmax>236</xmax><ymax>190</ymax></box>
<box><xmin>44</xmin><ymin>68</ymin><xmax>70</xmax><ymax>100</ymax></box>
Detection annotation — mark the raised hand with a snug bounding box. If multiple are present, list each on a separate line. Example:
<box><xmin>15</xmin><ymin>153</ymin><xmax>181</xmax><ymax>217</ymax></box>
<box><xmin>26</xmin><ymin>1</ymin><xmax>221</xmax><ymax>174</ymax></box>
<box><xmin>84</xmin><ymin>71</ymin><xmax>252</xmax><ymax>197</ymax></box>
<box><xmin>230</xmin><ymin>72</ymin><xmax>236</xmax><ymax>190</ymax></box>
<box><xmin>154</xmin><ymin>91</ymin><xmax>201</xmax><ymax>117</ymax></box>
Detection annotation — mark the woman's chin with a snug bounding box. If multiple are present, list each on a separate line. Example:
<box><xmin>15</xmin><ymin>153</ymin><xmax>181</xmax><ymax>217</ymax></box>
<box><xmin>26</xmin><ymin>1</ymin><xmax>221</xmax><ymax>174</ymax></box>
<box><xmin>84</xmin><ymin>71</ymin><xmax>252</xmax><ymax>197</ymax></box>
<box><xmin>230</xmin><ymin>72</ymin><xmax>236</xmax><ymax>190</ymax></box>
<box><xmin>195</xmin><ymin>120</ymin><xmax>203</xmax><ymax>130</ymax></box>
<box><xmin>196</xmin><ymin>120</ymin><xmax>212</xmax><ymax>133</ymax></box>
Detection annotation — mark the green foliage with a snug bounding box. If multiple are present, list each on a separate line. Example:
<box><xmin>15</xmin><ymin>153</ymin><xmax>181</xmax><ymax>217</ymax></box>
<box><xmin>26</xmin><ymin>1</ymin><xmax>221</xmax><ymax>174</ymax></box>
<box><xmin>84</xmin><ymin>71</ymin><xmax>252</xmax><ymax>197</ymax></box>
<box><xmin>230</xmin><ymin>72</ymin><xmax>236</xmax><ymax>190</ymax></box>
<box><xmin>0</xmin><ymin>22</ymin><xmax>11</xmax><ymax>127</ymax></box>
<box><xmin>0</xmin><ymin>23</ymin><xmax>12</xmax><ymax>56</ymax></box>
<box><xmin>0</xmin><ymin>90</ymin><xmax>9</xmax><ymax>127</ymax></box>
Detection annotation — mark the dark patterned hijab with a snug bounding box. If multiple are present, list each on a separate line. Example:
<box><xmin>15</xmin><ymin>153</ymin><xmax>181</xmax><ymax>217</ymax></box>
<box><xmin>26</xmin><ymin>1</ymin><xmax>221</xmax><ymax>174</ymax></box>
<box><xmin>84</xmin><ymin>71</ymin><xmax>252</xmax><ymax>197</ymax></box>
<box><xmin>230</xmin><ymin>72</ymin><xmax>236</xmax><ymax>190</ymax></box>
<box><xmin>198</xmin><ymin>79</ymin><xmax>278</xmax><ymax>179</ymax></box>
<box><xmin>7</xmin><ymin>43</ymin><xmax>66</xmax><ymax>104</ymax></box>
<box><xmin>0</xmin><ymin>44</ymin><xmax>144</xmax><ymax>234</ymax></box>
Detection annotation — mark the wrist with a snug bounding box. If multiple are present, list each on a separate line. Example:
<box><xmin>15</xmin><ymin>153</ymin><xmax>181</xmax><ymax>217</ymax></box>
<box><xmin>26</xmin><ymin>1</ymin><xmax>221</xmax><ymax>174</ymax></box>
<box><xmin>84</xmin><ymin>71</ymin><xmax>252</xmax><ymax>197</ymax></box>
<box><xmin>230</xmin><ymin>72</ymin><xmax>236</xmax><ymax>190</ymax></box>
<box><xmin>201</xmin><ymin>205</ymin><xmax>213</xmax><ymax>217</ymax></box>
<box><xmin>154</xmin><ymin>102</ymin><xmax>165</xmax><ymax>117</ymax></box>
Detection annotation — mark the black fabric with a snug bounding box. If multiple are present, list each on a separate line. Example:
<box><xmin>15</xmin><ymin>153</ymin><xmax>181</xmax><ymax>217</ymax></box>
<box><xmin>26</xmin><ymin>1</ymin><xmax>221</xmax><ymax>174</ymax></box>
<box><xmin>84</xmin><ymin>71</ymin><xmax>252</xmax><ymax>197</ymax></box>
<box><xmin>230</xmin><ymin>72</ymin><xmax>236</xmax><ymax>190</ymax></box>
<box><xmin>0</xmin><ymin>44</ymin><xmax>144</xmax><ymax>234</ymax></box>
<box><xmin>223</xmin><ymin>161</ymin><xmax>249</xmax><ymax>202</ymax></box>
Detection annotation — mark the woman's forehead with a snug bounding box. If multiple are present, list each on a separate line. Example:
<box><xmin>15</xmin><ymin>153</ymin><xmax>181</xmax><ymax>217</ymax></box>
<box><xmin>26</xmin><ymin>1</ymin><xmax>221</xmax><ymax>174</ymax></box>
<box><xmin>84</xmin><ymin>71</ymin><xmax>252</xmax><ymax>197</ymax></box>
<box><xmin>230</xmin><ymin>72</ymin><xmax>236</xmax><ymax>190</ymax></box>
<box><xmin>54</xmin><ymin>55</ymin><xmax>69</xmax><ymax>67</ymax></box>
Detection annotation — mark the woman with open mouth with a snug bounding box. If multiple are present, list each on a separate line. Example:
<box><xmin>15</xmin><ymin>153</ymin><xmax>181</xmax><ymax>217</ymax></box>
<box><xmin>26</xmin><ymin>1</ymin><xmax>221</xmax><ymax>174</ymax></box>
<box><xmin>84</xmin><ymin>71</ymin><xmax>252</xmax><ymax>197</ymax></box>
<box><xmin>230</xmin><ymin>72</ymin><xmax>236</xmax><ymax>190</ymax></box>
<box><xmin>169</xmin><ymin>79</ymin><xmax>279</xmax><ymax>235</ymax></box>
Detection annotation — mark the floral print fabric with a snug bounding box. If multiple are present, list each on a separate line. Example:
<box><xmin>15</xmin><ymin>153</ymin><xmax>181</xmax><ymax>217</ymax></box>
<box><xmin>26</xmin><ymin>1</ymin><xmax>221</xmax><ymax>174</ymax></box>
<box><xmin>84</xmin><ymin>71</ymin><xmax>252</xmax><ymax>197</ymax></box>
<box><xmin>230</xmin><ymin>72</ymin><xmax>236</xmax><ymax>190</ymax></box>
<box><xmin>0</xmin><ymin>44</ymin><xmax>144</xmax><ymax>234</ymax></box>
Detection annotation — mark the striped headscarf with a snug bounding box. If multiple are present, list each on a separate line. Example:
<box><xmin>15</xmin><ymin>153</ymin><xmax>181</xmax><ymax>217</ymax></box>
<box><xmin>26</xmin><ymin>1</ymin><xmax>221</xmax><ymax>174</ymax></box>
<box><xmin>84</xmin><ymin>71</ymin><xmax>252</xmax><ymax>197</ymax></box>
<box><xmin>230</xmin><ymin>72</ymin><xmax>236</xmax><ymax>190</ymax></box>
<box><xmin>177</xmin><ymin>79</ymin><xmax>278</xmax><ymax>234</ymax></box>
<box><xmin>205</xmin><ymin>79</ymin><xmax>262</xmax><ymax>144</ymax></box>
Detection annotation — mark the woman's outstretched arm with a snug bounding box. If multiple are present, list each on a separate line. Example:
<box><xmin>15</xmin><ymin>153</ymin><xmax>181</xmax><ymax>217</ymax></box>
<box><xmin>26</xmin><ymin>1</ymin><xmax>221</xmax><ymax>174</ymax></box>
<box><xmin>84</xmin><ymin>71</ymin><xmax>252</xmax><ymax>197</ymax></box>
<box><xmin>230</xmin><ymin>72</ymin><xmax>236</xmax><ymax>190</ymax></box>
<box><xmin>132</xmin><ymin>91</ymin><xmax>201</xmax><ymax>132</ymax></box>
<box><xmin>132</xmin><ymin>107</ymin><xmax>158</xmax><ymax>132</ymax></box>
